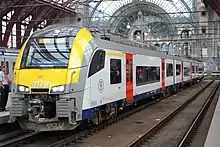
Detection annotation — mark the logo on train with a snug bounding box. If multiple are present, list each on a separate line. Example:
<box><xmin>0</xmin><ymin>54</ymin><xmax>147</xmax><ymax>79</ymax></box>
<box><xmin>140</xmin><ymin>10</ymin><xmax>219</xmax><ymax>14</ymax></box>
<box><xmin>98</xmin><ymin>79</ymin><xmax>104</xmax><ymax>93</ymax></box>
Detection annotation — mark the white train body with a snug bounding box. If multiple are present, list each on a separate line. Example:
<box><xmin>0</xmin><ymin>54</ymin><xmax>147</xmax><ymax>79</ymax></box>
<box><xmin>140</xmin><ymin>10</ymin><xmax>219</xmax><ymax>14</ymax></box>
<box><xmin>81</xmin><ymin>39</ymin><xmax>203</xmax><ymax>118</ymax></box>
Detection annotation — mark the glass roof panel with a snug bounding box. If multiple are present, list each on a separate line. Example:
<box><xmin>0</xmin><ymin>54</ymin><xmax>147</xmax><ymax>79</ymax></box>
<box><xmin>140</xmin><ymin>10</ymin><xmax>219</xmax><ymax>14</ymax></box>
<box><xmin>89</xmin><ymin>0</ymin><xmax>194</xmax><ymax>24</ymax></box>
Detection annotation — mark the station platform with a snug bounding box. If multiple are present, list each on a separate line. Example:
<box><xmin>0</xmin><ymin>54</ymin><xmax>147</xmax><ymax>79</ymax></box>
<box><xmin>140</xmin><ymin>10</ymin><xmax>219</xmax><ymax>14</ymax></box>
<box><xmin>0</xmin><ymin>93</ymin><xmax>11</xmax><ymax>124</ymax></box>
<box><xmin>204</xmin><ymin>93</ymin><xmax>220</xmax><ymax>147</ymax></box>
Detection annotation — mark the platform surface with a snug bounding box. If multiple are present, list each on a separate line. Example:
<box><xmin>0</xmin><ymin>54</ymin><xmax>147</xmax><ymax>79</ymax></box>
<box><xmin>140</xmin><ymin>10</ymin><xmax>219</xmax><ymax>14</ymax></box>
<box><xmin>204</xmin><ymin>93</ymin><xmax>220</xmax><ymax>147</ymax></box>
<box><xmin>0</xmin><ymin>111</ymin><xmax>9</xmax><ymax>124</ymax></box>
<box><xmin>0</xmin><ymin>93</ymin><xmax>11</xmax><ymax>124</ymax></box>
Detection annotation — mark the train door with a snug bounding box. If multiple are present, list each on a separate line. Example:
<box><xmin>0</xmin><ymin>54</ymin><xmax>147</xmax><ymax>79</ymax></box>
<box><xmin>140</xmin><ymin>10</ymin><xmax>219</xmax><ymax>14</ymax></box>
<box><xmin>161</xmin><ymin>58</ymin><xmax>165</xmax><ymax>90</ymax></box>
<box><xmin>126</xmin><ymin>54</ymin><xmax>133</xmax><ymax>102</ymax></box>
<box><xmin>190</xmin><ymin>62</ymin><xmax>192</xmax><ymax>80</ymax></box>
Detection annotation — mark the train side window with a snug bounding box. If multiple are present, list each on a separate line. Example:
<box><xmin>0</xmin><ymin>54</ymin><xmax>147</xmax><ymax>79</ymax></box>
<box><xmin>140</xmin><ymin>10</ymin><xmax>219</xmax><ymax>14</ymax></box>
<box><xmin>1</xmin><ymin>61</ymin><xmax>3</xmax><ymax>66</ymax></box>
<box><xmin>130</xmin><ymin>59</ymin><xmax>133</xmax><ymax>81</ymax></box>
<box><xmin>192</xmin><ymin>66</ymin><xmax>195</xmax><ymax>73</ymax></box>
<box><xmin>184</xmin><ymin>67</ymin><xmax>190</xmax><ymax>76</ymax></box>
<box><xmin>176</xmin><ymin>64</ymin><xmax>181</xmax><ymax>75</ymax></box>
<box><xmin>110</xmin><ymin>59</ymin><xmax>121</xmax><ymax>84</ymax></box>
<box><xmin>6</xmin><ymin>61</ymin><xmax>9</xmax><ymax>74</ymax></box>
<box><xmin>166</xmin><ymin>63</ymin><xmax>173</xmax><ymax>77</ymax></box>
<box><xmin>136</xmin><ymin>66</ymin><xmax>160</xmax><ymax>86</ymax></box>
<box><xmin>88</xmin><ymin>50</ymin><xmax>105</xmax><ymax>77</ymax></box>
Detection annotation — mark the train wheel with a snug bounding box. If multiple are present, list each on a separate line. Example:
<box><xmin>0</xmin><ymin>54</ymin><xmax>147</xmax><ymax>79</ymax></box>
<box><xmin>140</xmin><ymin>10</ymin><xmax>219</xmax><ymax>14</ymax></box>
<box><xmin>173</xmin><ymin>85</ymin><xmax>177</xmax><ymax>94</ymax></box>
<box><xmin>167</xmin><ymin>87</ymin><xmax>172</xmax><ymax>96</ymax></box>
<box><xmin>92</xmin><ymin>111</ymin><xmax>102</xmax><ymax>125</ymax></box>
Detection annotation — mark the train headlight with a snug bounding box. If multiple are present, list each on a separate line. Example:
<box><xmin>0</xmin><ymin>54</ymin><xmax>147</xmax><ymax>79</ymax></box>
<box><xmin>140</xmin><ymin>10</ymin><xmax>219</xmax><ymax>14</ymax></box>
<box><xmin>18</xmin><ymin>85</ymin><xmax>29</xmax><ymax>93</ymax></box>
<box><xmin>51</xmin><ymin>85</ymin><xmax>64</xmax><ymax>93</ymax></box>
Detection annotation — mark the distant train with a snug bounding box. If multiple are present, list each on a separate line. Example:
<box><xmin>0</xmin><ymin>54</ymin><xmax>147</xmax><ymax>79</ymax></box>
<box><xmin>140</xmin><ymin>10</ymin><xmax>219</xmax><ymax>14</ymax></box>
<box><xmin>10</xmin><ymin>24</ymin><xmax>204</xmax><ymax>132</ymax></box>
<box><xmin>0</xmin><ymin>48</ymin><xmax>19</xmax><ymax>87</ymax></box>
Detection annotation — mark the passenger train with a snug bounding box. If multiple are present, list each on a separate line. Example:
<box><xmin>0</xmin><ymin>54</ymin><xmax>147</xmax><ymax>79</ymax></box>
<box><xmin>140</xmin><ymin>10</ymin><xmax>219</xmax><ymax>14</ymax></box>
<box><xmin>10</xmin><ymin>24</ymin><xmax>204</xmax><ymax>132</ymax></box>
<box><xmin>0</xmin><ymin>48</ymin><xmax>19</xmax><ymax>85</ymax></box>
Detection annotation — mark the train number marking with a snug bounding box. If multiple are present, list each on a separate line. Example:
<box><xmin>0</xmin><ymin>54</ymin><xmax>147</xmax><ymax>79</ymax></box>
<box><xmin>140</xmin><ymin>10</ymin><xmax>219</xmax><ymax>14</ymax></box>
<box><xmin>46</xmin><ymin>122</ymin><xmax>64</xmax><ymax>130</ymax></box>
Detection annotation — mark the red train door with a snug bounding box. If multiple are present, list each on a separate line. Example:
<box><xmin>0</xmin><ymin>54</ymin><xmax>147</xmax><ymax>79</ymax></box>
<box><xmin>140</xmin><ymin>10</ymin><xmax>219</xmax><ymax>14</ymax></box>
<box><xmin>126</xmin><ymin>54</ymin><xmax>133</xmax><ymax>102</ymax></box>
<box><xmin>161</xmin><ymin>58</ymin><xmax>165</xmax><ymax>90</ymax></box>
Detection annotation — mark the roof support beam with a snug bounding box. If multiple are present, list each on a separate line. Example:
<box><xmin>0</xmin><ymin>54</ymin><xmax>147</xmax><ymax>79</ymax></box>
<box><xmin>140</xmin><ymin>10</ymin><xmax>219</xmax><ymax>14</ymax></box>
<box><xmin>0</xmin><ymin>19</ymin><xmax>2</xmax><ymax>46</ymax></box>
<box><xmin>204</xmin><ymin>0</ymin><xmax>220</xmax><ymax>17</ymax></box>
<box><xmin>16</xmin><ymin>22</ymin><xmax>21</xmax><ymax>48</ymax></box>
<box><xmin>2</xmin><ymin>8</ymin><xmax>23</xmax><ymax>47</ymax></box>
<box><xmin>22</xmin><ymin>7</ymin><xmax>53</xmax><ymax>44</ymax></box>
<box><xmin>0</xmin><ymin>0</ymin><xmax>22</xmax><ymax>18</ymax></box>
<box><xmin>22</xmin><ymin>15</ymin><xmax>36</xmax><ymax>43</ymax></box>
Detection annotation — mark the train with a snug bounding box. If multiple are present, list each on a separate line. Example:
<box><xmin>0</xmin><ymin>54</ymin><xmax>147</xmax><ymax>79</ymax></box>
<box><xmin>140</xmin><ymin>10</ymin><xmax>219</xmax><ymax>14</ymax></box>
<box><xmin>0</xmin><ymin>48</ymin><xmax>19</xmax><ymax>86</ymax></box>
<box><xmin>9</xmin><ymin>24</ymin><xmax>204</xmax><ymax>132</ymax></box>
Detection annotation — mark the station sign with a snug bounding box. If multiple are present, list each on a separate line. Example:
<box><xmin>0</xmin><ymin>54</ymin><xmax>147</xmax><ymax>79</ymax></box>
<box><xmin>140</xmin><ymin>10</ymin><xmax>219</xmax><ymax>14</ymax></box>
<box><xmin>0</xmin><ymin>49</ymin><xmax>5</xmax><ymax>55</ymax></box>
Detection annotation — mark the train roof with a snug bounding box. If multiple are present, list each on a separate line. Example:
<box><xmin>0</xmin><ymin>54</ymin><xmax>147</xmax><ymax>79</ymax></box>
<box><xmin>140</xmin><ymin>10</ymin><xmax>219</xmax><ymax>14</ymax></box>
<box><xmin>27</xmin><ymin>24</ymin><xmax>201</xmax><ymax>64</ymax></box>
<box><xmin>94</xmin><ymin>38</ymin><xmax>201</xmax><ymax>64</ymax></box>
<box><xmin>31</xmin><ymin>24</ymin><xmax>83</xmax><ymax>38</ymax></box>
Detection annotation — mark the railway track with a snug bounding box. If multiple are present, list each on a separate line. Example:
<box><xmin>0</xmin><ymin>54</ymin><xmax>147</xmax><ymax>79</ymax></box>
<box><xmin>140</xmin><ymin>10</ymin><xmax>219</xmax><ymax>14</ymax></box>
<box><xmin>0</xmin><ymin>80</ymin><xmax>211</xmax><ymax>147</ymax></box>
<box><xmin>48</xmin><ymin>81</ymin><xmax>212</xmax><ymax>147</ymax></box>
<box><xmin>178</xmin><ymin>82</ymin><xmax>219</xmax><ymax>147</ymax></box>
<box><xmin>0</xmin><ymin>122</ymin><xmax>21</xmax><ymax>135</ymax></box>
<box><xmin>0</xmin><ymin>96</ymin><xmax>162</xmax><ymax>147</ymax></box>
<box><xmin>0</xmin><ymin>131</ymin><xmax>40</xmax><ymax>147</ymax></box>
<box><xmin>127</xmin><ymin>80</ymin><xmax>219</xmax><ymax>147</ymax></box>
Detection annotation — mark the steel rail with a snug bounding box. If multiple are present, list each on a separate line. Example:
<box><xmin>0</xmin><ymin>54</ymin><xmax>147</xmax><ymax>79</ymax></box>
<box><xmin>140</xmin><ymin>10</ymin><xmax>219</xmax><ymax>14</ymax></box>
<box><xmin>48</xmin><ymin>98</ymin><xmax>161</xmax><ymax>147</ymax></box>
<box><xmin>49</xmin><ymin>81</ymin><xmax>211</xmax><ymax>147</ymax></box>
<box><xmin>178</xmin><ymin>81</ymin><xmax>220</xmax><ymax>147</ymax></box>
<box><xmin>127</xmin><ymin>80</ymin><xmax>214</xmax><ymax>147</ymax></box>
<box><xmin>0</xmin><ymin>132</ymin><xmax>40</xmax><ymax>147</ymax></box>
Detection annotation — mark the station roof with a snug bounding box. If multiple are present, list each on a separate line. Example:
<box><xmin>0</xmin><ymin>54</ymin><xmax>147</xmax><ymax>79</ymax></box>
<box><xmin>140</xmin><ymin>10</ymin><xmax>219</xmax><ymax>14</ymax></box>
<box><xmin>203</xmin><ymin>0</ymin><xmax>220</xmax><ymax>17</ymax></box>
<box><xmin>0</xmin><ymin>0</ymin><xmax>77</xmax><ymax>48</ymax></box>
<box><xmin>87</xmin><ymin>0</ymin><xmax>197</xmax><ymax>38</ymax></box>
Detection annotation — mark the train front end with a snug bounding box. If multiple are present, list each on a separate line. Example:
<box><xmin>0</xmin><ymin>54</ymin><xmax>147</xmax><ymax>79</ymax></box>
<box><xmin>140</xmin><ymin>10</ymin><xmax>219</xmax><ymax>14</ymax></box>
<box><xmin>10</xmin><ymin>25</ymin><xmax>94</xmax><ymax>132</ymax></box>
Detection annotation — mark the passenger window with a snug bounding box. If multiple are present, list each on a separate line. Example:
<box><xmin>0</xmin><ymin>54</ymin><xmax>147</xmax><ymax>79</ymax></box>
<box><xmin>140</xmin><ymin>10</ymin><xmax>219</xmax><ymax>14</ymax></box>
<box><xmin>110</xmin><ymin>59</ymin><xmax>121</xmax><ymax>84</ymax></box>
<box><xmin>192</xmin><ymin>66</ymin><xmax>195</xmax><ymax>73</ymax></box>
<box><xmin>166</xmin><ymin>63</ymin><xmax>173</xmax><ymax>77</ymax></box>
<box><xmin>130</xmin><ymin>60</ymin><xmax>133</xmax><ymax>81</ymax></box>
<box><xmin>184</xmin><ymin>67</ymin><xmax>190</xmax><ymax>76</ymax></box>
<box><xmin>12</xmin><ymin>62</ymin><xmax>15</xmax><ymax>72</ymax></box>
<box><xmin>176</xmin><ymin>64</ymin><xmax>181</xmax><ymax>75</ymax></box>
<box><xmin>136</xmin><ymin>66</ymin><xmax>160</xmax><ymax>86</ymax></box>
<box><xmin>6</xmin><ymin>61</ymin><xmax>9</xmax><ymax>74</ymax></box>
<box><xmin>88</xmin><ymin>50</ymin><xmax>105</xmax><ymax>77</ymax></box>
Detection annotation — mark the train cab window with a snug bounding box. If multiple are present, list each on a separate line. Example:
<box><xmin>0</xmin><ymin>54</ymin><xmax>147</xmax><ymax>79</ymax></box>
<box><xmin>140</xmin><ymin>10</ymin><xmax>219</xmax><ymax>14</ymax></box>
<box><xmin>6</xmin><ymin>61</ymin><xmax>9</xmax><ymax>74</ymax></box>
<box><xmin>110</xmin><ymin>59</ymin><xmax>121</xmax><ymax>84</ymax></box>
<box><xmin>88</xmin><ymin>50</ymin><xmax>105</xmax><ymax>77</ymax></box>
<box><xmin>176</xmin><ymin>64</ymin><xmax>181</xmax><ymax>76</ymax></box>
<box><xmin>166</xmin><ymin>63</ymin><xmax>173</xmax><ymax>77</ymax></box>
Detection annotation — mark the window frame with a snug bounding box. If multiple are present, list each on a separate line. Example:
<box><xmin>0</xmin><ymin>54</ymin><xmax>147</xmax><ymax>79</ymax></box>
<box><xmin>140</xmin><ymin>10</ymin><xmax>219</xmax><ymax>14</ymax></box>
<box><xmin>176</xmin><ymin>64</ymin><xmax>181</xmax><ymax>76</ymax></box>
<box><xmin>88</xmin><ymin>49</ymin><xmax>106</xmax><ymax>77</ymax></box>
<box><xmin>110</xmin><ymin>58</ymin><xmax>122</xmax><ymax>84</ymax></box>
<box><xmin>136</xmin><ymin>66</ymin><xmax>160</xmax><ymax>86</ymax></box>
<box><xmin>166</xmin><ymin>63</ymin><xmax>173</xmax><ymax>77</ymax></box>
